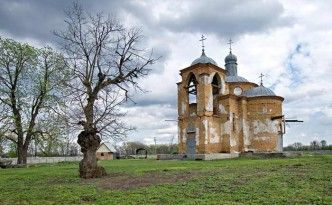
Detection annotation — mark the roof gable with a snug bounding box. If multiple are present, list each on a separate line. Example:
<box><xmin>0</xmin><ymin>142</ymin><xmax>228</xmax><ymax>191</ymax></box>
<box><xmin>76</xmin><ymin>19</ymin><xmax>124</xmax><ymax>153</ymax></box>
<box><xmin>97</xmin><ymin>142</ymin><xmax>117</xmax><ymax>153</ymax></box>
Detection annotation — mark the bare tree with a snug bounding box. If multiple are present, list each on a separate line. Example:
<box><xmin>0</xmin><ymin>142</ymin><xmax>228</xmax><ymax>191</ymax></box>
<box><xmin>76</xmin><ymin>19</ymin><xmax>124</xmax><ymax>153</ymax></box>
<box><xmin>0</xmin><ymin>37</ymin><xmax>69</xmax><ymax>164</ymax></box>
<box><xmin>54</xmin><ymin>3</ymin><xmax>156</xmax><ymax>178</ymax></box>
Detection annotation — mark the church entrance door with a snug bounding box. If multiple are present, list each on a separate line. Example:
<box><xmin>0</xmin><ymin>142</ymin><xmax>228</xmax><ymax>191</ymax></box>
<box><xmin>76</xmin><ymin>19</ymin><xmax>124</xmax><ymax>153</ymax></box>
<box><xmin>186</xmin><ymin>133</ymin><xmax>196</xmax><ymax>155</ymax></box>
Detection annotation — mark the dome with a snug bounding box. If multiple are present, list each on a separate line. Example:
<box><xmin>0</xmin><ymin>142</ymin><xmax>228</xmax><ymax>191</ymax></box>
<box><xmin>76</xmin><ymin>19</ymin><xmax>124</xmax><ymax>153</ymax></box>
<box><xmin>225</xmin><ymin>52</ymin><xmax>237</xmax><ymax>63</ymax></box>
<box><xmin>225</xmin><ymin>76</ymin><xmax>249</xmax><ymax>82</ymax></box>
<box><xmin>191</xmin><ymin>51</ymin><xmax>217</xmax><ymax>66</ymax></box>
<box><xmin>243</xmin><ymin>85</ymin><xmax>276</xmax><ymax>97</ymax></box>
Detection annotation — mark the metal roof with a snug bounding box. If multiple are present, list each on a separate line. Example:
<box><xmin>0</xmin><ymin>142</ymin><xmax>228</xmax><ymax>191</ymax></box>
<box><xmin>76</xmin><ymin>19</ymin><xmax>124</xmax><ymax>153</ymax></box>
<box><xmin>191</xmin><ymin>51</ymin><xmax>218</xmax><ymax>66</ymax></box>
<box><xmin>243</xmin><ymin>85</ymin><xmax>276</xmax><ymax>97</ymax></box>
<box><xmin>225</xmin><ymin>52</ymin><xmax>237</xmax><ymax>63</ymax></box>
<box><xmin>225</xmin><ymin>75</ymin><xmax>249</xmax><ymax>82</ymax></box>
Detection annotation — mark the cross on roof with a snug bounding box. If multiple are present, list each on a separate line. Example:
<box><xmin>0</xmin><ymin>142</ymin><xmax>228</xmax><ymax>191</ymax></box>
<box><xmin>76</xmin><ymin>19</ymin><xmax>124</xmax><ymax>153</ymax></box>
<box><xmin>259</xmin><ymin>73</ymin><xmax>265</xmax><ymax>85</ymax></box>
<box><xmin>199</xmin><ymin>35</ymin><xmax>207</xmax><ymax>52</ymax></box>
<box><xmin>227</xmin><ymin>38</ymin><xmax>234</xmax><ymax>53</ymax></box>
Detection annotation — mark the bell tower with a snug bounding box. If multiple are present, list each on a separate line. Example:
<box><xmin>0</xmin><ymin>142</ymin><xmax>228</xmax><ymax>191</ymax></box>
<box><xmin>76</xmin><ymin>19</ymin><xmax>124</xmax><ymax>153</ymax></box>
<box><xmin>177</xmin><ymin>36</ymin><xmax>227</xmax><ymax>154</ymax></box>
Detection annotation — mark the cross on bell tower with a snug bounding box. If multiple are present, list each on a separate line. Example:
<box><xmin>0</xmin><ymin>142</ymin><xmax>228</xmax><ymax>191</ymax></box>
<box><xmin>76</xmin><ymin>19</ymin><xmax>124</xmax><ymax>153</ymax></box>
<box><xmin>199</xmin><ymin>35</ymin><xmax>207</xmax><ymax>53</ymax></box>
<box><xmin>259</xmin><ymin>73</ymin><xmax>265</xmax><ymax>85</ymax></box>
<box><xmin>227</xmin><ymin>38</ymin><xmax>234</xmax><ymax>53</ymax></box>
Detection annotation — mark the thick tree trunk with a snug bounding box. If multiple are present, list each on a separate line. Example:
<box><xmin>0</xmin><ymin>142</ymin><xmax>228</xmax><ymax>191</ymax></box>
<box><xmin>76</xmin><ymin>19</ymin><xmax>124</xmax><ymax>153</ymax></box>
<box><xmin>17</xmin><ymin>143</ymin><xmax>28</xmax><ymax>164</ymax></box>
<box><xmin>17</xmin><ymin>145</ymin><xmax>23</xmax><ymax>164</ymax></box>
<box><xmin>77</xmin><ymin>130</ymin><xmax>106</xmax><ymax>178</ymax></box>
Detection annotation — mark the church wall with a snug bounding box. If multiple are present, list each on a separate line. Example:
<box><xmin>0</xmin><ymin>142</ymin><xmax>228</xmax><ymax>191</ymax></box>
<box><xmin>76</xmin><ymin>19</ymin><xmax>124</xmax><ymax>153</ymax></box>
<box><xmin>204</xmin><ymin>116</ymin><xmax>223</xmax><ymax>153</ymax></box>
<box><xmin>246</xmin><ymin>97</ymin><xmax>283</xmax><ymax>152</ymax></box>
<box><xmin>228</xmin><ymin>97</ymin><xmax>242</xmax><ymax>153</ymax></box>
<box><xmin>218</xmin><ymin>97</ymin><xmax>231</xmax><ymax>153</ymax></box>
<box><xmin>177</xmin><ymin>61</ymin><xmax>284</xmax><ymax>155</ymax></box>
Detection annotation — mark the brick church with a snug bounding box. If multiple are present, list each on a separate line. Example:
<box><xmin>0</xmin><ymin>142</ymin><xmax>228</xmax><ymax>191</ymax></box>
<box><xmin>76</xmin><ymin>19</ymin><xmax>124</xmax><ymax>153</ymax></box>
<box><xmin>177</xmin><ymin>37</ymin><xmax>284</xmax><ymax>154</ymax></box>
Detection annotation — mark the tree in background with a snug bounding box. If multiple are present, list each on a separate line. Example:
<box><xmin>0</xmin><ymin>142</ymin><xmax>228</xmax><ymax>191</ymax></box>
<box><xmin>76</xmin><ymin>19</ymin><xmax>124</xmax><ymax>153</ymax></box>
<box><xmin>293</xmin><ymin>142</ymin><xmax>303</xmax><ymax>151</ymax></box>
<box><xmin>54</xmin><ymin>3</ymin><xmax>156</xmax><ymax>178</ymax></box>
<box><xmin>0</xmin><ymin>38</ymin><xmax>70</xmax><ymax>164</ymax></box>
<box><xmin>310</xmin><ymin>140</ymin><xmax>320</xmax><ymax>150</ymax></box>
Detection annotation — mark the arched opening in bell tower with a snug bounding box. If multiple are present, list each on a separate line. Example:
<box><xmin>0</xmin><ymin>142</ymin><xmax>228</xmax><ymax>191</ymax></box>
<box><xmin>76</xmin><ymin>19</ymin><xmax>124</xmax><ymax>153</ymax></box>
<box><xmin>211</xmin><ymin>73</ymin><xmax>221</xmax><ymax>114</ymax></box>
<box><xmin>212</xmin><ymin>73</ymin><xmax>221</xmax><ymax>95</ymax></box>
<box><xmin>187</xmin><ymin>73</ymin><xmax>198</xmax><ymax>104</ymax></box>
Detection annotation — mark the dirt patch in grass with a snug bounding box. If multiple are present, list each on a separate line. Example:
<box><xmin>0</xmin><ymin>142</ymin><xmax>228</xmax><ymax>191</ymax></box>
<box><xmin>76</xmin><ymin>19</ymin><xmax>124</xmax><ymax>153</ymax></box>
<box><xmin>95</xmin><ymin>170</ymin><xmax>203</xmax><ymax>190</ymax></box>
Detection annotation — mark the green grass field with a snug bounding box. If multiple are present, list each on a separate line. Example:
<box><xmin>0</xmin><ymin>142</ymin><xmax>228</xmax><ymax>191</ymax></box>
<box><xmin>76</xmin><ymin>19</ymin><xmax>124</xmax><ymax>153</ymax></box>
<box><xmin>0</xmin><ymin>155</ymin><xmax>331</xmax><ymax>205</ymax></box>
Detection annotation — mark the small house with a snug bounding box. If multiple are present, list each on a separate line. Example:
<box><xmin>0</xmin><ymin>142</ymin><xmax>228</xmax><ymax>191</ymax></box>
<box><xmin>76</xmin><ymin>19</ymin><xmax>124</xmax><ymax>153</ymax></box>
<box><xmin>96</xmin><ymin>142</ymin><xmax>118</xmax><ymax>160</ymax></box>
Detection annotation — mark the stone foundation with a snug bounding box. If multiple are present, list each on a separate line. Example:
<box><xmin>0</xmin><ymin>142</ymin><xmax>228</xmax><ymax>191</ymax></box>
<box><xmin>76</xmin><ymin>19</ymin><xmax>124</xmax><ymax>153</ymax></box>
<box><xmin>157</xmin><ymin>153</ymin><xmax>239</xmax><ymax>160</ymax></box>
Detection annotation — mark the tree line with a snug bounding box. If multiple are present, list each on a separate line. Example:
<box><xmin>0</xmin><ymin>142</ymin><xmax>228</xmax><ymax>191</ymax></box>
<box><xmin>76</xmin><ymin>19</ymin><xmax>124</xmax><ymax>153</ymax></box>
<box><xmin>0</xmin><ymin>139</ymin><xmax>178</xmax><ymax>158</ymax></box>
<box><xmin>118</xmin><ymin>141</ymin><xmax>178</xmax><ymax>156</ymax></box>
<box><xmin>283</xmin><ymin>140</ymin><xmax>332</xmax><ymax>151</ymax></box>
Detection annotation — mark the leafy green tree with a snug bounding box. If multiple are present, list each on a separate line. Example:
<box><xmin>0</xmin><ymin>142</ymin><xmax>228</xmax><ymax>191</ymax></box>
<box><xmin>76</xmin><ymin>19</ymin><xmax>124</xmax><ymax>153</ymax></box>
<box><xmin>0</xmin><ymin>37</ymin><xmax>70</xmax><ymax>164</ymax></box>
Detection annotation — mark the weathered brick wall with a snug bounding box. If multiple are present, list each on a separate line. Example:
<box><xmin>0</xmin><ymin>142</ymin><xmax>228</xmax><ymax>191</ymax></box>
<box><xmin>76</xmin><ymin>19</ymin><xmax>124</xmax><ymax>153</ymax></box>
<box><xmin>246</xmin><ymin>97</ymin><xmax>283</xmax><ymax>152</ymax></box>
<box><xmin>178</xmin><ymin>63</ymin><xmax>284</xmax><ymax>154</ymax></box>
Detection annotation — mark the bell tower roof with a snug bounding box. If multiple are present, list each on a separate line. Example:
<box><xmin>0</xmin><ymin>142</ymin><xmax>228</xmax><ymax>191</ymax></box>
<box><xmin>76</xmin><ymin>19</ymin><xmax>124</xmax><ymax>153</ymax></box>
<box><xmin>191</xmin><ymin>35</ymin><xmax>218</xmax><ymax>66</ymax></box>
<box><xmin>191</xmin><ymin>50</ymin><xmax>218</xmax><ymax>66</ymax></box>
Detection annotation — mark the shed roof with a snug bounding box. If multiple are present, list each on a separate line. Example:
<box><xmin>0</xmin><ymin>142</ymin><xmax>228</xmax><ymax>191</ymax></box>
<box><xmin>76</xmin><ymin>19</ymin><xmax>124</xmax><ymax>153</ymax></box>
<box><xmin>97</xmin><ymin>142</ymin><xmax>117</xmax><ymax>153</ymax></box>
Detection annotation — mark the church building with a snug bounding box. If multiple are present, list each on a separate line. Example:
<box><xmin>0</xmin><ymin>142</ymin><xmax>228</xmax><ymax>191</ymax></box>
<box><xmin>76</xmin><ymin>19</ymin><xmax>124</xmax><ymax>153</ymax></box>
<box><xmin>177</xmin><ymin>37</ymin><xmax>284</xmax><ymax>154</ymax></box>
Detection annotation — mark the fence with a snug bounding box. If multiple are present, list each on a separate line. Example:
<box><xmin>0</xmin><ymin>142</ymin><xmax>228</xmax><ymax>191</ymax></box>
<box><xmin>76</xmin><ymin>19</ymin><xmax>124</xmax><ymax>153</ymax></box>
<box><xmin>6</xmin><ymin>156</ymin><xmax>83</xmax><ymax>165</ymax></box>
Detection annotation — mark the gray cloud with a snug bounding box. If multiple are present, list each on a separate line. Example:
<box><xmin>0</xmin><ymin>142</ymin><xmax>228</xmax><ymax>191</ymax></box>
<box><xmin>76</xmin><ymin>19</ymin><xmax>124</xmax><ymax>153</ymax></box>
<box><xmin>0</xmin><ymin>0</ymin><xmax>141</xmax><ymax>42</ymax></box>
<box><xmin>126</xmin><ymin>90</ymin><xmax>176</xmax><ymax>108</ymax></box>
<box><xmin>158</xmin><ymin>0</ymin><xmax>293</xmax><ymax>38</ymax></box>
<box><xmin>0</xmin><ymin>0</ymin><xmax>71</xmax><ymax>42</ymax></box>
<box><xmin>149</xmin><ymin>43</ymin><xmax>172</xmax><ymax>74</ymax></box>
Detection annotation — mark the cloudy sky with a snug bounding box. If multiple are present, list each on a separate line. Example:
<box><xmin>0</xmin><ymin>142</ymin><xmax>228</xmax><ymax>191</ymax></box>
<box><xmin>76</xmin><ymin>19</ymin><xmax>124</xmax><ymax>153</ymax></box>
<box><xmin>1</xmin><ymin>0</ymin><xmax>331</xmax><ymax>146</ymax></box>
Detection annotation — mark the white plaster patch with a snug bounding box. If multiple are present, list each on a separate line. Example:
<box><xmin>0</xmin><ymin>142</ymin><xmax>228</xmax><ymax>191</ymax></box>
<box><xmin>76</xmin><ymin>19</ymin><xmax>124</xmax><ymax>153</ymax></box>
<box><xmin>219</xmin><ymin>104</ymin><xmax>227</xmax><ymax>114</ymax></box>
<box><xmin>221</xmin><ymin>79</ymin><xmax>226</xmax><ymax>94</ymax></box>
<box><xmin>210</xmin><ymin>127</ymin><xmax>219</xmax><ymax>143</ymax></box>
<box><xmin>262</xmin><ymin>106</ymin><xmax>268</xmax><ymax>114</ymax></box>
<box><xmin>181</xmin><ymin>102</ymin><xmax>186</xmax><ymax>114</ymax></box>
<box><xmin>277</xmin><ymin>135</ymin><xmax>283</xmax><ymax>152</ymax></box>
<box><xmin>243</xmin><ymin>119</ymin><xmax>250</xmax><ymax>146</ymax></box>
<box><xmin>182</xmin><ymin>129</ymin><xmax>187</xmax><ymax>143</ymax></box>
<box><xmin>252</xmin><ymin>119</ymin><xmax>279</xmax><ymax>135</ymax></box>
<box><xmin>195</xmin><ymin>128</ymin><xmax>200</xmax><ymax>145</ymax></box>
<box><xmin>230</xmin><ymin>137</ymin><xmax>237</xmax><ymax>147</ymax></box>
<box><xmin>207</xmin><ymin>94</ymin><xmax>213</xmax><ymax>111</ymax></box>
<box><xmin>203</xmin><ymin>119</ymin><xmax>209</xmax><ymax>144</ymax></box>
<box><xmin>200</xmin><ymin>74</ymin><xmax>210</xmax><ymax>85</ymax></box>
<box><xmin>223</xmin><ymin>121</ymin><xmax>231</xmax><ymax>135</ymax></box>
<box><xmin>260</xmin><ymin>137</ymin><xmax>269</xmax><ymax>141</ymax></box>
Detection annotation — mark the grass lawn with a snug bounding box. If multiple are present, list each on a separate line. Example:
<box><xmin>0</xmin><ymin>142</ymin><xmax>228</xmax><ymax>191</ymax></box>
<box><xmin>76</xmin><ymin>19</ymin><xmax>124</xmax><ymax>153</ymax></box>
<box><xmin>0</xmin><ymin>155</ymin><xmax>331</xmax><ymax>205</ymax></box>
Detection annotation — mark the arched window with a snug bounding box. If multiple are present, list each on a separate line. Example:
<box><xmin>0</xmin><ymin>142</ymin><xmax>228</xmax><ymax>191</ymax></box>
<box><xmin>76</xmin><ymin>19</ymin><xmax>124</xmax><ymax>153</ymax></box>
<box><xmin>187</xmin><ymin>73</ymin><xmax>197</xmax><ymax>104</ymax></box>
